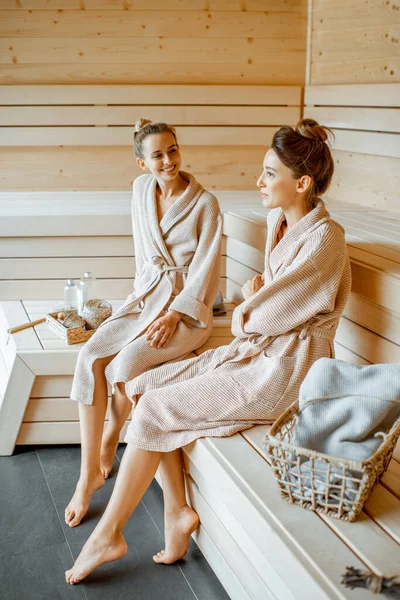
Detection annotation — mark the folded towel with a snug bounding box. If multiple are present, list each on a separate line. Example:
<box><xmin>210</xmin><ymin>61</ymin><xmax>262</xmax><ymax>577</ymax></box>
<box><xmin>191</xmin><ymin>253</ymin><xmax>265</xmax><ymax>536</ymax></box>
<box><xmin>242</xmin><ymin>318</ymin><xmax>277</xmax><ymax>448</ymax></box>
<box><xmin>288</xmin><ymin>460</ymin><xmax>359</xmax><ymax>506</ymax></box>
<box><xmin>292</xmin><ymin>358</ymin><xmax>400</xmax><ymax>462</ymax></box>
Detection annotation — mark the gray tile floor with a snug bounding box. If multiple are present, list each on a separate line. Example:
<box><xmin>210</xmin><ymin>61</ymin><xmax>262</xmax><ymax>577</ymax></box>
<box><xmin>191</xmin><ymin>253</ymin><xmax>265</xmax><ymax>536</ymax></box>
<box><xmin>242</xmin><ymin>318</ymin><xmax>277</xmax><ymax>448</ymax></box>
<box><xmin>0</xmin><ymin>444</ymin><xmax>229</xmax><ymax>600</ymax></box>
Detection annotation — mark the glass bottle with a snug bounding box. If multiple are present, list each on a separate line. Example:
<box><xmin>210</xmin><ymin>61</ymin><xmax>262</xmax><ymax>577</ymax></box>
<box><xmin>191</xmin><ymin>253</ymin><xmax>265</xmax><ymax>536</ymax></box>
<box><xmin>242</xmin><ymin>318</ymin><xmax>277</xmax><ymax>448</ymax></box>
<box><xmin>64</xmin><ymin>279</ymin><xmax>78</xmax><ymax>311</ymax></box>
<box><xmin>77</xmin><ymin>271</ymin><xmax>98</xmax><ymax>315</ymax></box>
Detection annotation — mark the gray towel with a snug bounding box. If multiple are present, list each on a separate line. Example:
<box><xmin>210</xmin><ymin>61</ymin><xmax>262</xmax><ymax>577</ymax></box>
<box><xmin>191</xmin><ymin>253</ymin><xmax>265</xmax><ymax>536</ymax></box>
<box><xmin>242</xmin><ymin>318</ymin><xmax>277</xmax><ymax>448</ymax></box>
<box><xmin>293</xmin><ymin>358</ymin><xmax>400</xmax><ymax>462</ymax></box>
<box><xmin>288</xmin><ymin>461</ymin><xmax>358</xmax><ymax>506</ymax></box>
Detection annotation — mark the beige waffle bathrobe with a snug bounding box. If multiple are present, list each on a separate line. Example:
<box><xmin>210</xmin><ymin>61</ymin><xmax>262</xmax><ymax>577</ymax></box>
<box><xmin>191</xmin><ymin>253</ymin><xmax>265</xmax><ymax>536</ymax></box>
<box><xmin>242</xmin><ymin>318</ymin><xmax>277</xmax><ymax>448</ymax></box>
<box><xmin>70</xmin><ymin>172</ymin><xmax>222</xmax><ymax>404</ymax></box>
<box><xmin>124</xmin><ymin>199</ymin><xmax>352</xmax><ymax>452</ymax></box>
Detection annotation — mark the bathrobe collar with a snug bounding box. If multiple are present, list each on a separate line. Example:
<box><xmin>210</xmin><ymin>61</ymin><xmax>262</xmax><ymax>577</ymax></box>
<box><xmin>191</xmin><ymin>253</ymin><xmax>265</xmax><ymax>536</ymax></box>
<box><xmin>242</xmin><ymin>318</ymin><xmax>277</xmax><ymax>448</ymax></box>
<box><xmin>149</xmin><ymin>171</ymin><xmax>203</xmax><ymax>238</ymax></box>
<box><xmin>266</xmin><ymin>199</ymin><xmax>331</xmax><ymax>277</ymax></box>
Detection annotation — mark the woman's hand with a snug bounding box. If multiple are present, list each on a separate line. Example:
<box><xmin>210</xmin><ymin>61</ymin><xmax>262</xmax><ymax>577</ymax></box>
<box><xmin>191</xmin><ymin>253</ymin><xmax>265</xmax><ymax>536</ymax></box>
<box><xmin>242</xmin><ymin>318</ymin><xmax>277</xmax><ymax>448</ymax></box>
<box><xmin>145</xmin><ymin>310</ymin><xmax>183</xmax><ymax>349</ymax></box>
<box><xmin>241</xmin><ymin>274</ymin><xmax>264</xmax><ymax>300</ymax></box>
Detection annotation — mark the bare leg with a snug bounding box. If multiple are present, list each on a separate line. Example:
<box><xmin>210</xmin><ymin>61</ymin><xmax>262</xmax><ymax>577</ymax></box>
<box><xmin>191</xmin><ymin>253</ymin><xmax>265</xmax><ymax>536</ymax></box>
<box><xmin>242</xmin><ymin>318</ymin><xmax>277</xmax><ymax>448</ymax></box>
<box><xmin>100</xmin><ymin>382</ymin><xmax>133</xmax><ymax>479</ymax></box>
<box><xmin>65</xmin><ymin>355</ymin><xmax>116</xmax><ymax>527</ymax></box>
<box><xmin>65</xmin><ymin>445</ymin><xmax>162</xmax><ymax>584</ymax></box>
<box><xmin>153</xmin><ymin>449</ymin><xmax>199</xmax><ymax>564</ymax></box>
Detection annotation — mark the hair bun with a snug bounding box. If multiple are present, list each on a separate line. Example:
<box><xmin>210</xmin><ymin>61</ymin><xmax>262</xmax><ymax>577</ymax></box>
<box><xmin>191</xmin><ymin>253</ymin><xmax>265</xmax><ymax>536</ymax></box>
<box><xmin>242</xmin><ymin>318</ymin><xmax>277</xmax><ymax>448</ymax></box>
<box><xmin>133</xmin><ymin>118</ymin><xmax>152</xmax><ymax>136</ymax></box>
<box><xmin>295</xmin><ymin>118</ymin><xmax>329</xmax><ymax>143</ymax></box>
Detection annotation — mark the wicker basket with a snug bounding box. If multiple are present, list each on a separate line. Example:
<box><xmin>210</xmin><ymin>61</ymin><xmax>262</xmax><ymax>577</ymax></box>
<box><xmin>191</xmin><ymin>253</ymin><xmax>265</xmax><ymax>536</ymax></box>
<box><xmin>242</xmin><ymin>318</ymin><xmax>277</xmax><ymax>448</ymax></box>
<box><xmin>81</xmin><ymin>299</ymin><xmax>112</xmax><ymax>330</ymax></box>
<box><xmin>264</xmin><ymin>402</ymin><xmax>400</xmax><ymax>522</ymax></box>
<box><xmin>46</xmin><ymin>311</ymin><xmax>96</xmax><ymax>345</ymax></box>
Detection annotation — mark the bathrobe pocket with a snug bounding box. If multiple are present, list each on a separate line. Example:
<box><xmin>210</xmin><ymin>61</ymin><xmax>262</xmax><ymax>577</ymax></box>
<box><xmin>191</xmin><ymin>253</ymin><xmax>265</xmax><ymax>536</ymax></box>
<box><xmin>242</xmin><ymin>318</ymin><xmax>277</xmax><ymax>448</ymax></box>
<box><xmin>220</xmin><ymin>355</ymin><xmax>296</xmax><ymax>421</ymax></box>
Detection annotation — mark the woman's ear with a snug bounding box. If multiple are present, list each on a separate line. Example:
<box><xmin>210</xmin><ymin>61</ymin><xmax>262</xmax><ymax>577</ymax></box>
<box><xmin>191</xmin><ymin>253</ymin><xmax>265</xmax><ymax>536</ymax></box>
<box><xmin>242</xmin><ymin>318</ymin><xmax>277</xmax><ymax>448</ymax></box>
<box><xmin>297</xmin><ymin>174</ymin><xmax>312</xmax><ymax>195</ymax></box>
<box><xmin>136</xmin><ymin>157</ymin><xmax>148</xmax><ymax>171</ymax></box>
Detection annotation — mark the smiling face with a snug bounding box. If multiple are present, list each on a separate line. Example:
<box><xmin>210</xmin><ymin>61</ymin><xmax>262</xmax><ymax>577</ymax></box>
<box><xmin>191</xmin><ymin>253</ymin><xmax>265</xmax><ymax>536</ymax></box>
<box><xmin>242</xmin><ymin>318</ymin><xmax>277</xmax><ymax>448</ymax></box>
<box><xmin>136</xmin><ymin>132</ymin><xmax>181</xmax><ymax>181</ymax></box>
<box><xmin>257</xmin><ymin>148</ymin><xmax>312</xmax><ymax>211</ymax></box>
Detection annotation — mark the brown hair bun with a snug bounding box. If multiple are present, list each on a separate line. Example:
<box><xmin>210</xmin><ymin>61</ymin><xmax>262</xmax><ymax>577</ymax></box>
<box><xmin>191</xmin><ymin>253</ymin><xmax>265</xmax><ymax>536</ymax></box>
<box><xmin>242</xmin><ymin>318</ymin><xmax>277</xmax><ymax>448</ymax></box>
<box><xmin>295</xmin><ymin>118</ymin><xmax>330</xmax><ymax>143</ymax></box>
<box><xmin>271</xmin><ymin>118</ymin><xmax>335</xmax><ymax>203</ymax></box>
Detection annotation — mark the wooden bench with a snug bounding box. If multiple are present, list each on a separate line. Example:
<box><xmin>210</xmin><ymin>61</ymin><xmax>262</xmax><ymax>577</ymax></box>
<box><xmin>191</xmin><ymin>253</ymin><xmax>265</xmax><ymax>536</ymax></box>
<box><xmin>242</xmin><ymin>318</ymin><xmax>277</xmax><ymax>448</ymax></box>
<box><xmin>1</xmin><ymin>200</ymin><xmax>400</xmax><ymax>599</ymax></box>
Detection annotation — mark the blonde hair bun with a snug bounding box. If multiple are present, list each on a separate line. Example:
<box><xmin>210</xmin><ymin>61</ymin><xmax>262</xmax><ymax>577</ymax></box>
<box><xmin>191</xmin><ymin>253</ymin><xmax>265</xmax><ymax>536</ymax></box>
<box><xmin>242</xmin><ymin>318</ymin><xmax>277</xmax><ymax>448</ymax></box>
<box><xmin>133</xmin><ymin>120</ymin><xmax>178</xmax><ymax>158</ymax></box>
<box><xmin>295</xmin><ymin>118</ymin><xmax>330</xmax><ymax>143</ymax></box>
<box><xmin>133</xmin><ymin>118</ymin><xmax>152</xmax><ymax>136</ymax></box>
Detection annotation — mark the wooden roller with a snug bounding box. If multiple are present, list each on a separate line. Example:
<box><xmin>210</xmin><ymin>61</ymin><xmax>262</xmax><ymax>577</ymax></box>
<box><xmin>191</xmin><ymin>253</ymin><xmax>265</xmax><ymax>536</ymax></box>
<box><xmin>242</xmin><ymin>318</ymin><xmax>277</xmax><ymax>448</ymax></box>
<box><xmin>7</xmin><ymin>318</ymin><xmax>46</xmax><ymax>334</ymax></box>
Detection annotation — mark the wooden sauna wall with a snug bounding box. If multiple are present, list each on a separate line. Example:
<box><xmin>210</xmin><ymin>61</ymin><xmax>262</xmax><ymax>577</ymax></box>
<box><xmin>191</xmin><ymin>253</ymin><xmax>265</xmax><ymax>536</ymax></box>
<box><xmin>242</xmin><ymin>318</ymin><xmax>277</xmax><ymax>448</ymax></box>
<box><xmin>0</xmin><ymin>0</ymin><xmax>307</xmax><ymax>191</ymax></box>
<box><xmin>306</xmin><ymin>0</ymin><xmax>400</xmax><ymax>213</ymax></box>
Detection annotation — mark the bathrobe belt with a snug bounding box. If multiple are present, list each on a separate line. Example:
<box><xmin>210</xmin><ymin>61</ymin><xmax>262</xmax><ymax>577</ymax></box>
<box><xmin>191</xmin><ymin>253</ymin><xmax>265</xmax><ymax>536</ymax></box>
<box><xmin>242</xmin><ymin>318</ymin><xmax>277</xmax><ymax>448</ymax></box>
<box><xmin>145</xmin><ymin>255</ymin><xmax>189</xmax><ymax>275</ymax></box>
<box><xmin>134</xmin><ymin>256</ymin><xmax>190</xmax><ymax>310</ymax></box>
<box><xmin>227</xmin><ymin>324</ymin><xmax>336</xmax><ymax>362</ymax></box>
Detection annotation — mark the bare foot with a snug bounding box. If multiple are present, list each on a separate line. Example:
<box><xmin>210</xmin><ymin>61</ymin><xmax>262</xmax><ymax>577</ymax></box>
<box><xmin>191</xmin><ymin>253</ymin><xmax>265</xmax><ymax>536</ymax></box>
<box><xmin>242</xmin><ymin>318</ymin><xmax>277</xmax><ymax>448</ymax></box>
<box><xmin>153</xmin><ymin>505</ymin><xmax>199</xmax><ymax>564</ymax></box>
<box><xmin>65</xmin><ymin>473</ymin><xmax>105</xmax><ymax>528</ymax></box>
<box><xmin>65</xmin><ymin>531</ymin><xmax>127</xmax><ymax>584</ymax></box>
<box><xmin>100</xmin><ymin>433</ymin><xmax>119</xmax><ymax>479</ymax></box>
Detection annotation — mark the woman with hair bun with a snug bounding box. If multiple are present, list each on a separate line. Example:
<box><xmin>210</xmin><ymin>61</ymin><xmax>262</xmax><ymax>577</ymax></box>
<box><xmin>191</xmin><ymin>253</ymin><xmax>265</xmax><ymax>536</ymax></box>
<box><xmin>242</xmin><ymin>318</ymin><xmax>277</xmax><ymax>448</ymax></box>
<box><xmin>65</xmin><ymin>119</ymin><xmax>222</xmax><ymax>527</ymax></box>
<box><xmin>65</xmin><ymin>119</ymin><xmax>351</xmax><ymax>584</ymax></box>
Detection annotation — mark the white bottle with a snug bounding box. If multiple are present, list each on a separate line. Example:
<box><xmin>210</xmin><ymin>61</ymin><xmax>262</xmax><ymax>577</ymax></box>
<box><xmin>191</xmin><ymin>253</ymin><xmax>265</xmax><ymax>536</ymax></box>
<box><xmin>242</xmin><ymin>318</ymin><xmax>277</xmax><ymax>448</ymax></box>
<box><xmin>77</xmin><ymin>271</ymin><xmax>98</xmax><ymax>315</ymax></box>
<box><xmin>64</xmin><ymin>279</ymin><xmax>78</xmax><ymax>311</ymax></box>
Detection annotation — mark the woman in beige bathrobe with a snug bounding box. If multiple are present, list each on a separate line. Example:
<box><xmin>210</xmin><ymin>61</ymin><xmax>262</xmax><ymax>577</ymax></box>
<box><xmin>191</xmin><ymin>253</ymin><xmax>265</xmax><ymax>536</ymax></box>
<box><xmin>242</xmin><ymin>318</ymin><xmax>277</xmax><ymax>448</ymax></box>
<box><xmin>65</xmin><ymin>119</ymin><xmax>222</xmax><ymax>527</ymax></box>
<box><xmin>65</xmin><ymin>118</ymin><xmax>352</xmax><ymax>584</ymax></box>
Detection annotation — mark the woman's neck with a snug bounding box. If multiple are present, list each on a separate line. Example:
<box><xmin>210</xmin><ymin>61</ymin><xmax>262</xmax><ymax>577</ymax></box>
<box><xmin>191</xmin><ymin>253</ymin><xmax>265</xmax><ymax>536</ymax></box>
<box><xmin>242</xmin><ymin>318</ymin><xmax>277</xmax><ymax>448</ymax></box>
<box><xmin>156</xmin><ymin>173</ymin><xmax>187</xmax><ymax>202</ymax></box>
<box><xmin>283</xmin><ymin>198</ymin><xmax>315</xmax><ymax>230</ymax></box>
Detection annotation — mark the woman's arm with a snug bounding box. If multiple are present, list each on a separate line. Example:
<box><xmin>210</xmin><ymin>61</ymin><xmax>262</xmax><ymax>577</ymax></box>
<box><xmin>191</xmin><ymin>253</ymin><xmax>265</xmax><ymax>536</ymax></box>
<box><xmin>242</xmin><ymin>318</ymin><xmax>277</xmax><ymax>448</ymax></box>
<box><xmin>232</xmin><ymin>229</ymin><xmax>349</xmax><ymax>338</ymax></box>
<box><xmin>167</xmin><ymin>199</ymin><xmax>223</xmax><ymax>328</ymax></box>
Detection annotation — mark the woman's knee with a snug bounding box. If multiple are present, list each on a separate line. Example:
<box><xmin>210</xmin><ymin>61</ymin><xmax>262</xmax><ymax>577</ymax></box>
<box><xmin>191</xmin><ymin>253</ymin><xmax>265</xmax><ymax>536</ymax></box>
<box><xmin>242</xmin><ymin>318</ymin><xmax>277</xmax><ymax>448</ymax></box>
<box><xmin>92</xmin><ymin>355</ymin><xmax>115</xmax><ymax>375</ymax></box>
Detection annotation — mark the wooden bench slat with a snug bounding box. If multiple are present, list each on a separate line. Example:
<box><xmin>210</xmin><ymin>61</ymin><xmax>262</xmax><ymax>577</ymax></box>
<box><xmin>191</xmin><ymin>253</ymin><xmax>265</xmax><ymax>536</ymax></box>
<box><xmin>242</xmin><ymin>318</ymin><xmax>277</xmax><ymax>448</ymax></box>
<box><xmin>0</xmin><ymin>279</ymin><xmax>134</xmax><ymax>300</ymax></box>
<box><xmin>0</xmin><ymin>215</ymin><xmax>132</xmax><ymax>237</ymax></box>
<box><xmin>333</xmin><ymin>343</ymin><xmax>371</xmax><ymax>366</ymax></box>
<box><xmin>225</xmin><ymin>256</ymin><xmax>260</xmax><ymax>287</ymax></box>
<box><xmin>350</xmin><ymin>261</ymin><xmax>400</xmax><ymax>314</ymax></box>
<box><xmin>186</xmin><ymin>474</ymin><xmax>274</xmax><ymax>600</ymax></box>
<box><xmin>381</xmin><ymin>461</ymin><xmax>400</xmax><ymax>500</ymax></box>
<box><xmin>225</xmin><ymin>237</ymin><xmax>265</xmax><ymax>273</ymax></box>
<box><xmin>223</xmin><ymin>213</ymin><xmax>266</xmax><ymax>252</ymax></box>
<box><xmin>336</xmin><ymin>317</ymin><xmax>400</xmax><ymax>364</ymax></box>
<box><xmin>1</xmin><ymin>300</ymin><xmax>42</xmax><ymax>351</ymax></box>
<box><xmin>31</xmin><ymin>375</ymin><xmax>74</xmax><ymax>398</ymax></box>
<box><xmin>0</xmin><ymin>237</ymin><xmax>134</xmax><ymax>258</ymax></box>
<box><xmin>364</xmin><ymin>484</ymin><xmax>400</xmax><ymax>545</ymax></box>
<box><xmin>190</xmin><ymin>510</ymin><xmax>255</xmax><ymax>600</ymax></box>
<box><xmin>16</xmin><ymin>420</ymin><xmax>129</xmax><ymax>445</ymax></box>
<box><xmin>344</xmin><ymin>211</ymin><xmax>400</xmax><ymax>236</ymax></box>
<box><xmin>333</xmin><ymin>212</ymin><xmax>400</xmax><ymax>249</ymax></box>
<box><xmin>23</xmin><ymin>397</ymin><xmax>128</xmax><ymax>422</ymax></box>
<box><xmin>0</xmin><ymin>256</ymin><xmax>136</xmax><ymax>280</ymax></box>
<box><xmin>342</xmin><ymin>293</ymin><xmax>400</xmax><ymax>347</ymax></box>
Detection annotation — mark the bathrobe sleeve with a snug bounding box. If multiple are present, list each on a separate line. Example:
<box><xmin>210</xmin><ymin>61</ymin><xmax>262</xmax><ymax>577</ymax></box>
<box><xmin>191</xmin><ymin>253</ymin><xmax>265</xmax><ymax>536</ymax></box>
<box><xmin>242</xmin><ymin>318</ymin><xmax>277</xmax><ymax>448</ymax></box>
<box><xmin>168</xmin><ymin>197</ymin><xmax>223</xmax><ymax>328</ymax></box>
<box><xmin>232</xmin><ymin>225</ymin><xmax>349</xmax><ymax>338</ymax></box>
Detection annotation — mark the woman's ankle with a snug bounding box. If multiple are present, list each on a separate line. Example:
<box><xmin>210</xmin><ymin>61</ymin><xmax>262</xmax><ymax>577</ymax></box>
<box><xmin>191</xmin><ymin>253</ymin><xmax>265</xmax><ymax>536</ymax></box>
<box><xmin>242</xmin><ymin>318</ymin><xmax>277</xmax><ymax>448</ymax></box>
<box><xmin>78</xmin><ymin>470</ymin><xmax>104</xmax><ymax>486</ymax></box>
<box><xmin>165</xmin><ymin>503</ymin><xmax>192</xmax><ymax>518</ymax></box>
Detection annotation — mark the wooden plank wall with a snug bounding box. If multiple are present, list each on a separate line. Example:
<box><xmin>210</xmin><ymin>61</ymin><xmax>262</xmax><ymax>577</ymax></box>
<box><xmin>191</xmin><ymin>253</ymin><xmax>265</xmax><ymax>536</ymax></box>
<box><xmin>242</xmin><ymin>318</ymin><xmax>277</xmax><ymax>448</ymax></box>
<box><xmin>0</xmin><ymin>84</ymin><xmax>301</xmax><ymax>190</ymax></box>
<box><xmin>0</xmin><ymin>0</ymin><xmax>306</xmax><ymax>191</ymax></box>
<box><xmin>305</xmin><ymin>0</ymin><xmax>400</xmax><ymax>214</ymax></box>
<box><xmin>0</xmin><ymin>1</ymin><xmax>307</xmax><ymax>86</ymax></box>
<box><xmin>308</xmin><ymin>0</ymin><xmax>400</xmax><ymax>86</ymax></box>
